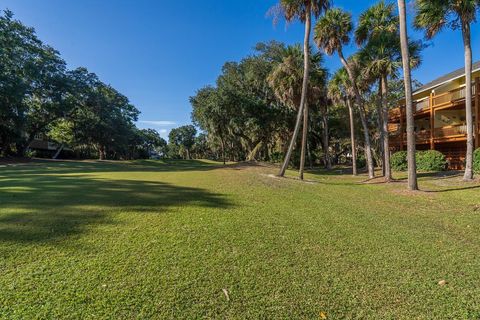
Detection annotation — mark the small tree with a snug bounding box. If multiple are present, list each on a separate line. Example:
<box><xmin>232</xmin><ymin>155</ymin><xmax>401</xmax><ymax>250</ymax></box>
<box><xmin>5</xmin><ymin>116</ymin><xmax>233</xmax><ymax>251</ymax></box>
<box><xmin>168</xmin><ymin>125</ymin><xmax>197</xmax><ymax>159</ymax></box>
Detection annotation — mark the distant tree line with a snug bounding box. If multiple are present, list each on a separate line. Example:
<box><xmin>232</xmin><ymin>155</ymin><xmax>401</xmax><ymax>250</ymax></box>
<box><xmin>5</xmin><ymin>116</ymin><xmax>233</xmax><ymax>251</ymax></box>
<box><xmin>0</xmin><ymin>10</ymin><xmax>166</xmax><ymax>160</ymax></box>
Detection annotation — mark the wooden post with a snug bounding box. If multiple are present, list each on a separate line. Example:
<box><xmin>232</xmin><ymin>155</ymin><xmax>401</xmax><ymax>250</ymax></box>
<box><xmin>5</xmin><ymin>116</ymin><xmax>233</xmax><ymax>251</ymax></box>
<box><xmin>430</xmin><ymin>92</ymin><xmax>435</xmax><ymax>150</ymax></box>
<box><xmin>400</xmin><ymin>104</ymin><xmax>405</xmax><ymax>150</ymax></box>
<box><xmin>475</xmin><ymin>77</ymin><xmax>480</xmax><ymax>149</ymax></box>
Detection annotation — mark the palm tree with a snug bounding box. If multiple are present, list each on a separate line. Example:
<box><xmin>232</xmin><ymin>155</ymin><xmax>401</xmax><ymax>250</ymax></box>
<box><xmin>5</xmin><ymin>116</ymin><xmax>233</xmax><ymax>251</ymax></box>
<box><xmin>356</xmin><ymin>1</ymin><xmax>397</xmax><ymax>181</ymax></box>
<box><xmin>268</xmin><ymin>45</ymin><xmax>305</xmax><ymax>110</ymax></box>
<box><xmin>270</xmin><ymin>0</ymin><xmax>331</xmax><ymax>179</ymax></box>
<box><xmin>414</xmin><ymin>0</ymin><xmax>479</xmax><ymax>181</ymax></box>
<box><xmin>314</xmin><ymin>8</ymin><xmax>375</xmax><ymax>179</ymax></box>
<box><xmin>356</xmin><ymin>1</ymin><xmax>423</xmax><ymax>182</ymax></box>
<box><xmin>328</xmin><ymin>68</ymin><xmax>358</xmax><ymax>175</ymax></box>
<box><xmin>268</xmin><ymin>45</ymin><xmax>328</xmax><ymax>168</ymax></box>
<box><xmin>397</xmin><ymin>0</ymin><xmax>418</xmax><ymax>190</ymax></box>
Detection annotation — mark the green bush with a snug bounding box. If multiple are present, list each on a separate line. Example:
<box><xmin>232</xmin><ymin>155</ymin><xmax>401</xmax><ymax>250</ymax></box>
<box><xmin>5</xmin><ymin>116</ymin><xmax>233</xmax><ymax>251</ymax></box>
<box><xmin>416</xmin><ymin>150</ymin><xmax>447</xmax><ymax>171</ymax></box>
<box><xmin>356</xmin><ymin>154</ymin><xmax>366</xmax><ymax>169</ymax></box>
<box><xmin>390</xmin><ymin>151</ymin><xmax>407</xmax><ymax>171</ymax></box>
<box><xmin>474</xmin><ymin>148</ymin><xmax>480</xmax><ymax>173</ymax></box>
<box><xmin>269</xmin><ymin>152</ymin><xmax>283</xmax><ymax>164</ymax></box>
<box><xmin>390</xmin><ymin>150</ymin><xmax>447</xmax><ymax>172</ymax></box>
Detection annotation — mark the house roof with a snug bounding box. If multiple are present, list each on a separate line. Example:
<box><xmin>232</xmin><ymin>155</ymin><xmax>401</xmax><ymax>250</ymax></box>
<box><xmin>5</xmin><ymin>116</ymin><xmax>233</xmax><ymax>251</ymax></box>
<box><xmin>414</xmin><ymin>60</ymin><xmax>480</xmax><ymax>95</ymax></box>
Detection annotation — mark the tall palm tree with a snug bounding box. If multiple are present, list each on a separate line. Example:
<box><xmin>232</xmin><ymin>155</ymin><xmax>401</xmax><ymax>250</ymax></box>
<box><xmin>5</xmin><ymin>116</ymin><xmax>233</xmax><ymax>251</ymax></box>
<box><xmin>356</xmin><ymin>1</ymin><xmax>398</xmax><ymax>181</ymax></box>
<box><xmin>415</xmin><ymin>0</ymin><xmax>479</xmax><ymax>181</ymax></box>
<box><xmin>270</xmin><ymin>0</ymin><xmax>331</xmax><ymax>179</ymax></box>
<box><xmin>356</xmin><ymin>1</ymin><xmax>423</xmax><ymax>182</ymax></box>
<box><xmin>328</xmin><ymin>68</ymin><xmax>358</xmax><ymax>175</ymax></box>
<box><xmin>397</xmin><ymin>0</ymin><xmax>418</xmax><ymax>190</ymax></box>
<box><xmin>268</xmin><ymin>45</ymin><xmax>328</xmax><ymax>167</ymax></box>
<box><xmin>314</xmin><ymin>8</ymin><xmax>375</xmax><ymax>179</ymax></box>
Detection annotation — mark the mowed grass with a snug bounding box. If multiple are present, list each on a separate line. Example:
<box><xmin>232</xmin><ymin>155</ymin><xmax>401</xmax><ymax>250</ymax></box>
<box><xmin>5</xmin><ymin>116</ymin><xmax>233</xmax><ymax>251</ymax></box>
<box><xmin>1</xmin><ymin>160</ymin><xmax>480</xmax><ymax>319</ymax></box>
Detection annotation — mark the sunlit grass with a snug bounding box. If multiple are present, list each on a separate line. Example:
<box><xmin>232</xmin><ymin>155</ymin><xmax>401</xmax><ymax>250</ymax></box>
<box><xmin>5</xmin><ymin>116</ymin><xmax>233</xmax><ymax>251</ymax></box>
<box><xmin>0</xmin><ymin>160</ymin><xmax>479</xmax><ymax>319</ymax></box>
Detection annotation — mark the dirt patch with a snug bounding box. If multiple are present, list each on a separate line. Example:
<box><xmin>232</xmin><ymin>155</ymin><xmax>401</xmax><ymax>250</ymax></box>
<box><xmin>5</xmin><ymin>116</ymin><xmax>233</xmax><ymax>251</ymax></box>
<box><xmin>361</xmin><ymin>177</ymin><xmax>405</xmax><ymax>185</ymax></box>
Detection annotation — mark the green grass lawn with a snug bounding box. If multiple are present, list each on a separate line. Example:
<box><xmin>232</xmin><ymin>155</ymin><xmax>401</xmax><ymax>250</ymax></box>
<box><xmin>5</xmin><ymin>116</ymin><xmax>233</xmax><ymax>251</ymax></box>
<box><xmin>1</xmin><ymin>160</ymin><xmax>480</xmax><ymax>319</ymax></box>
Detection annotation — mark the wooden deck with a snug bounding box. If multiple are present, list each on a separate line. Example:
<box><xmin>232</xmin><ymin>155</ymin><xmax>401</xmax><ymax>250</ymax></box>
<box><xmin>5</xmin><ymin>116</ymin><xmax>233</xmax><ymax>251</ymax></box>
<box><xmin>388</xmin><ymin>77</ymin><xmax>480</xmax><ymax>169</ymax></box>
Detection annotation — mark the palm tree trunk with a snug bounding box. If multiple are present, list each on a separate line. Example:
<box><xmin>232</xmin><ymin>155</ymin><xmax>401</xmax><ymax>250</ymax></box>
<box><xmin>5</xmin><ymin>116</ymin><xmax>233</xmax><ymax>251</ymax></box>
<box><xmin>299</xmin><ymin>6</ymin><xmax>312</xmax><ymax>180</ymax></box>
<box><xmin>307</xmin><ymin>140</ymin><xmax>313</xmax><ymax>169</ymax></box>
<box><xmin>279</xmin><ymin>5</ymin><xmax>312</xmax><ymax>179</ymax></box>
<box><xmin>338</xmin><ymin>50</ymin><xmax>375</xmax><ymax>179</ymax></box>
<box><xmin>382</xmin><ymin>74</ymin><xmax>392</xmax><ymax>181</ymax></box>
<box><xmin>322</xmin><ymin>105</ymin><xmax>332</xmax><ymax>169</ymax></box>
<box><xmin>377</xmin><ymin>80</ymin><xmax>385</xmax><ymax>176</ymax></box>
<box><xmin>462</xmin><ymin>21</ymin><xmax>474</xmax><ymax>181</ymax></box>
<box><xmin>398</xmin><ymin>0</ymin><xmax>418</xmax><ymax>190</ymax></box>
<box><xmin>347</xmin><ymin>98</ymin><xmax>357</xmax><ymax>176</ymax></box>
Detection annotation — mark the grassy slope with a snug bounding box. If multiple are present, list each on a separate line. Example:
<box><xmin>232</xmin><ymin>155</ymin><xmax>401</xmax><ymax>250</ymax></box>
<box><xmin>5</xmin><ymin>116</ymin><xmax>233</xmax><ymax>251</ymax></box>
<box><xmin>1</xmin><ymin>160</ymin><xmax>480</xmax><ymax>319</ymax></box>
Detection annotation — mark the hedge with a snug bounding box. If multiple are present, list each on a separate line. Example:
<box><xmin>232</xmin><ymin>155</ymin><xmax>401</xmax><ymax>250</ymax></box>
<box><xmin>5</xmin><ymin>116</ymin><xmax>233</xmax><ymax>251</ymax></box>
<box><xmin>474</xmin><ymin>148</ymin><xmax>480</xmax><ymax>173</ymax></box>
<box><xmin>391</xmin><ymin>150</ymin><xmax>447</xmax><ymax>172</ymax></box>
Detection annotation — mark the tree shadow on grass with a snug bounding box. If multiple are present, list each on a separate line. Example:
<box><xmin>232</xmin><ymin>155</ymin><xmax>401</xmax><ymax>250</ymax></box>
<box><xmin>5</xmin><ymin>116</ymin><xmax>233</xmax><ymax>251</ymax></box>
<box><xmin>0</xmin><ymin>172</ymin><xmax>233</xmax><ymax>244</ymax></box>
<box><xmin>423</xmin><ymin>183</ymin><xmax>480</xmax><ymax>193</ymax></box>
<box><xmin>0</xmin><ymin>159</ymin><xmax>232</xmax><ymax>177</ymax></box>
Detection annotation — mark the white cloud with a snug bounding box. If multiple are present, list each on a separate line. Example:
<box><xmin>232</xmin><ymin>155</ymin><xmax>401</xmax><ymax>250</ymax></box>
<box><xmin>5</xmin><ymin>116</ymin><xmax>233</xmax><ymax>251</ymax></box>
<box><xmin>159</xmin><ymin>129</ymin><xmax>168</xmax><ymax>134</ymax></box>
<box><xmin>138</xmin><ymin>120</ymin><xmax>176</xmax><ymax>126</ymax></box>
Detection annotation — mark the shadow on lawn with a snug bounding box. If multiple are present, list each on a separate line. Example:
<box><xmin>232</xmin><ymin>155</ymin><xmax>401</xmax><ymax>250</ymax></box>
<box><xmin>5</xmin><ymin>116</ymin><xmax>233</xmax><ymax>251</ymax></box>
<box><xmin>0</xmin><ymin>169</ymin><xmax>232</xmax><ymax>244</ymax></box>
<box><xmin>0</xmin><ymin>159</ymin><xmax>229</xmax><ymax>177</ymax></box>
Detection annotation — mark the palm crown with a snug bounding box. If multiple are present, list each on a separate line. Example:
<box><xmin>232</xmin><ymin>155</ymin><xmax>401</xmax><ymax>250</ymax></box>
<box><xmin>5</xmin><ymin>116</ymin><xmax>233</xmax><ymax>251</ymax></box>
<box><xmin>276</xmin><ymin>0</ymin><xmax>331</xmax><ymax>22</ymax></box>
<box><xmin>313</xmin><ymin>8</ymin><xmax>353</xmax><ymax>56</ymax></box>
<box><xmin>414</xmin><ymin>0</ymin><xmax>480</xmax><ymax>39</ymax></box>
<box><xmin>355</xmin><ymin>0</ymin><xmax>398</xmax><ymax>45</ymax></box>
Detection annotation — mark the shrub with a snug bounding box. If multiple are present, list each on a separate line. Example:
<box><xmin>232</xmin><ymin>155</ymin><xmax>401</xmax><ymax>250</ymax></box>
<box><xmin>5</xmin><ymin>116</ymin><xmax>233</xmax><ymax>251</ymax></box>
<box><xmin>474</xmin><ymin>148</ymin><xmax>480</xmax><ymax>173</ymax></box>
<box><xmin>269</xmin><ymin>152</ymin><xmax>283</xmax><ymax>164</ymax></box>
<box><xmin>416</xmin><ymin>150</ymin><xmax>447</xmax><ymax>171</ymax></box>
<box><xmin>390</xmin><ymin>150</ymin><xmax>447</xmax><ymax>172</ymax></box>
<box><xmin>391</xmin><ymin>151</ymin><xmax>407</xmax><ymax>171</ymax></box>
<box><xmin>356</xmin><ymin>154</ymin><xmax>366</xmax><ymax>169</ymax></box>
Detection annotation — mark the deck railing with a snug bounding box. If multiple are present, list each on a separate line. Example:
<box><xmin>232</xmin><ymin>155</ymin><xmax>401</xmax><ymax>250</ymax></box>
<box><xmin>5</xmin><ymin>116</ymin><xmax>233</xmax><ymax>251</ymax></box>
<box><xmin>431</xmin><ymin>84</ymin><xmax>476</xmax><ymax>108</ymax></box>
<box><xmin>434</xmin><ymin>124</ymin><xmax>467</xmax><ymax>138</ymax></box>
<box><xmin>390</xmin><ymin>125</ymin><xmax>468</xmax><ymax>145</ymax></box>
<box><xmin>389</xmin><ymin>83</ymin><xmax>477</xmax><ymax>120</ymax></box>
<box><xmin>416</xmin><ymin>129</ymin><xmax>431</xmax><ymax>142</ymax></box>
<box><xmin>415</xmin><ymin>97</ymin><xmax>430</xmax><ymax>112</ymax></box>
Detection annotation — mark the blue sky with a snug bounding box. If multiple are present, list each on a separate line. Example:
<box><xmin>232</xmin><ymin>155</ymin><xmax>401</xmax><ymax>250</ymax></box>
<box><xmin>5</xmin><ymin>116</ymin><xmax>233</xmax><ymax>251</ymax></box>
<box><xmin>3</xmin><ymin>0</ymin><xmax>479</xmax><ymax>138</ymax></box>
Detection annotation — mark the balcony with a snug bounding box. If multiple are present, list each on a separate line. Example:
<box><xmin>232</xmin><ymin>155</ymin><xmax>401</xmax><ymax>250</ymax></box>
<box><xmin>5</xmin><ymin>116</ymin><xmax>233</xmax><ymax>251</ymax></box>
<box><xmin>432</xmin><ymin>84</ymin><xmax>476</xmax><ymax>109</ymax></box>
<box><xmin>434</xmin><ymin>124</ymin><xmax>467</xmax><ymax>138</ymax></box>
<box><xmin>389</xmin><ymin>124</ymin><xmax>471</xmax><ymax>147</ymax></box>
<box><xmin>389</xmin><ymin>129</ymin><xmax>431</xmax><ymax>145</ymax></box>
<box><xmin>389</xmin><ymin>83</ymin><xmax>477</xmax><ymax>121</ymax></box>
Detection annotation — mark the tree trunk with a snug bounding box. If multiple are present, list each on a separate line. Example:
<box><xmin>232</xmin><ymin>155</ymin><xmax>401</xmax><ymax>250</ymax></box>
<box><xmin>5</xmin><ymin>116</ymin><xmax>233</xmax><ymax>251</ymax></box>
<box><xmin>398</xmin><ymin>0</ymin><xmax>418</xmax><ymax>190</ymax></box>
<box><xmin>322</xmin><ymin>105</ymin><xmax>332</xmax><ymax>170</ymax></box>
<box><xmin>99</xmin><ymin>145</ymin><xmax>106</xmax><ymax>160</ymax></box>
<box><xmin>377</xmin><ymin>80</ymin><xmax>385</xmax><ymax>176</ymax></box>
<box><xmin>278</xmin><ymin>5</ymin><xmax>311</xmax><ymax>178</ymax></box>
<box><xmin>220</xmin><ymin>138</ymin><xmax>226</xmax><ymax>165</ymax></box>
<box><xmin>381</xmin><ymin>74</ymin><xmax>392</xmax><ymax>181</ymax></box>
<box><xmin>338</xmin><ymin>50</ymin><xmax>375</xmax><ymax>179</ymax></box>
<box><xmin>347</xmin><ymin>98</ymin><xmax>357</xmax><ymax>176</ymax></box>
<box><xmin>52</xmin><ymin>143</ymin><xmax>64</xmax><ymax>159</ymax></box>
<box><xmin>299</xmin><ymin>6</ymin><xmax>312</xmax><ymax>180</ymax></box>
<box><xmin>307</xmin><ymin>140</ymin><xmax>313</xmax><ymax>169</ymax></box>
<box><xmin>462</xmin><ymin>21</ymin><xmax>474</xmax><ymax>181</ymax></box>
